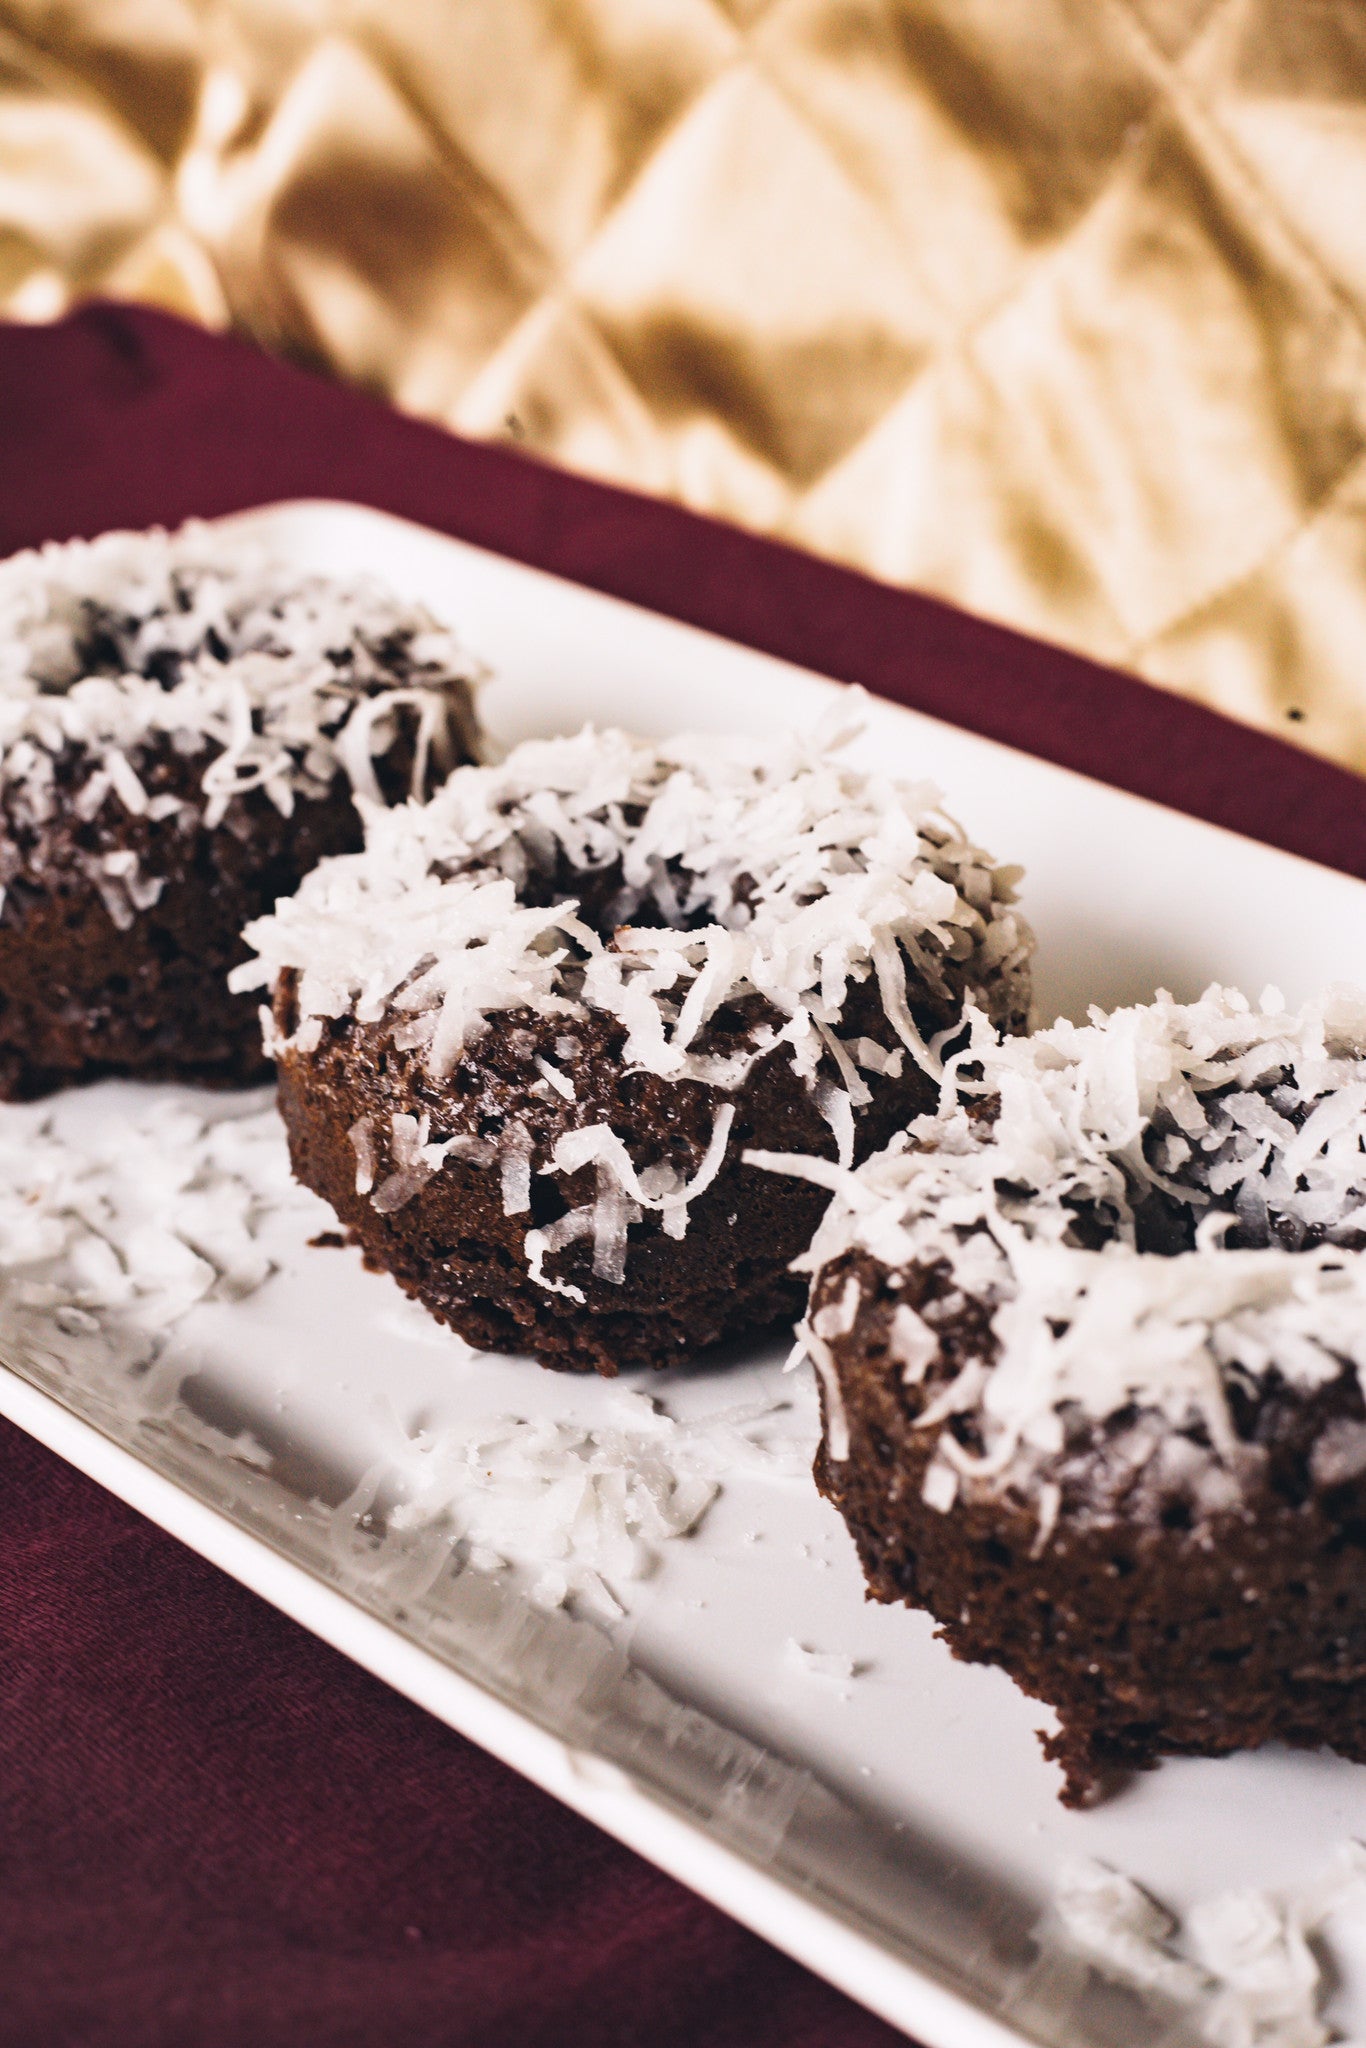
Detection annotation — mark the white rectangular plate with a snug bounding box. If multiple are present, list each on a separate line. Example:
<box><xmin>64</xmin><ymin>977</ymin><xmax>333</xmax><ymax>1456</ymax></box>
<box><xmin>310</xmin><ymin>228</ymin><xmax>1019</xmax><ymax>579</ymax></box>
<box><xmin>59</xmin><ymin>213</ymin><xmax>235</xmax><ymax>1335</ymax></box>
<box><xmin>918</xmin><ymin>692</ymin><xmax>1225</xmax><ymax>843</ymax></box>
<box><xmin>4</xmin><ymin>500</ymin><xmax>1366</xmax><ymax>2048</ymax></box>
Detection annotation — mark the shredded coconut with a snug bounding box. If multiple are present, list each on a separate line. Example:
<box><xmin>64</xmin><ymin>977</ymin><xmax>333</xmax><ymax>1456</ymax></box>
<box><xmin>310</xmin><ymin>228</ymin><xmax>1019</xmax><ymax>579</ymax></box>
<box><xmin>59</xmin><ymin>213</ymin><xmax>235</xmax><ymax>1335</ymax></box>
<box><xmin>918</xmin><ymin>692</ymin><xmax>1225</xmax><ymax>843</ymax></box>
<box><xmin>338</xmin><ymin>1388</ymin><xmax>818</xmax><ymax>1619</ymax></box>
<box><xmin>0</xmin><ymin>1090</ymin><xmax>818</xmax><ymax>1620</ymax></box>
<box><xmin>759</xmin><ymin>986</ymin><xmax>1366</xmax><ymax>1526</ymax></box>
<box><xmin>348</xmin><ymin>1115</ymin><xmax>377</xmax><ymax>1196</ymax></box>
<box><xmin>0</xmin><ymin>1096</ymin><xmax>312</xmax><ymax>1377</ymax></box>
<box><xmin>238</xmin><ymin>711</ymin><xmax>1029</xmax><ymax>1085</ymax></box>
<box><xmin>0</xmin><ymin>521</ymin><xmax>480</xmax><ymax>842</ymax></box>
<box><xmin>1049</xmin><ymin>1845</ymin><xmax>1366</xmax><ymax>2047</ymax></box>
<box><xmin>784</xmin><ymin>1639</ymin><xmax>858</xmax><ymax>1684</ymax></box>
<box><xmin>236</xmin><ymin>709</ymin><xmax>1032</xmax><ymax>1290</ymax></box>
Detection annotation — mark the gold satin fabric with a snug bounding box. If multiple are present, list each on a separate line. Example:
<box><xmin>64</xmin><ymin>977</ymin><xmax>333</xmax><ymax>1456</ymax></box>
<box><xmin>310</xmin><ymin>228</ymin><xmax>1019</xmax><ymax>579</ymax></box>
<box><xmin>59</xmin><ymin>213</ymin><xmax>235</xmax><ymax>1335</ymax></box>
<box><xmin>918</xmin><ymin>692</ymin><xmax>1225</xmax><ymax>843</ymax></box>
<box><xmin>4</xmin><ymin>0</ymin><xmax>1366</xmax><ymax>774</ymax></box>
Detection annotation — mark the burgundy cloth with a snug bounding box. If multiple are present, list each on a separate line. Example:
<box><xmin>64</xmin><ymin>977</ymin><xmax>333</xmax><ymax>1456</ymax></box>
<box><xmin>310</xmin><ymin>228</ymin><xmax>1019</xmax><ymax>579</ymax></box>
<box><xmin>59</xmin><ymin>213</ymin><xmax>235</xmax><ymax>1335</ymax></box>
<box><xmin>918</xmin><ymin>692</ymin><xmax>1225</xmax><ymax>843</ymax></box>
<box><xmin>0</xmin><ymin>304</ymin><xmax>1361</xmax><ymax>2048</ymax></box>
<box><xmin>2</xmin><ymin>306</ymin><xmax>1363</xmax><ymax>880</ymax></box>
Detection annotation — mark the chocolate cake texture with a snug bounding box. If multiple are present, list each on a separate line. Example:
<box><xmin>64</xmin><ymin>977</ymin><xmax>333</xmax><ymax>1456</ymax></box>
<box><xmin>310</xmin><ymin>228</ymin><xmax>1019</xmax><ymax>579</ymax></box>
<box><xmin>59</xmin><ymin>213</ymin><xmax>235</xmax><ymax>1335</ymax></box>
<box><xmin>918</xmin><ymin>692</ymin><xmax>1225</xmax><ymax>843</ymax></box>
<box><xmin>239</xmin><ymin>717</ymin><xmax>1034</xmax><ymax>1374</ymax></box>
<box><xmin>0</xmin><ymin>523</ymin><xmax>480</xmax><ymax>1094</ymax></box>
<box><xmin>761</xmin><ymin>987</ymin><xmax>1366</xmax><ymax>1803</ymax></box>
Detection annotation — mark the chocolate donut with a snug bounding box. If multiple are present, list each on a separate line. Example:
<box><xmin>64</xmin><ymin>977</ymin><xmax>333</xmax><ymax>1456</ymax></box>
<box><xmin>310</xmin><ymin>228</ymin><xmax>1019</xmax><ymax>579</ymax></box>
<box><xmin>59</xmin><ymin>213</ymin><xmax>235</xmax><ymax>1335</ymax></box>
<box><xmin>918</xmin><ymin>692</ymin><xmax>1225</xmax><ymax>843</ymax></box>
<box><xmin>0</xmin><ymin>522</ymin><xmax>480</xmax><ymax>1094</ymax></box>
<box><xmin>768</xmin><ymin>987</ymin><xmax>1366</xmax><ymax>1802</ymax></box>
<box><xmin>240</xmin><ymin>719</ymin><xmax>1033</xmax><ymax>1374</ymax></box>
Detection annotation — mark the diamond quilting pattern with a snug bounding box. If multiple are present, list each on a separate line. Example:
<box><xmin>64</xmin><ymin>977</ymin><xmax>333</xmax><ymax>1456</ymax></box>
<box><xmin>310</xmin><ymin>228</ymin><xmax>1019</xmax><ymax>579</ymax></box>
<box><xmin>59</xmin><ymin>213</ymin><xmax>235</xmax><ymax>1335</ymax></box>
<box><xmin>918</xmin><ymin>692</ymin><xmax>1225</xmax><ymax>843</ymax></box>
<box><xmin>352</xmin><ymin>0</ymin><xmax>737</xmax><ymax>268</ymax></box>
<box><xmin>3</xmin><ymin>0</ymin><xmax>1366</xmax><ymax>770</ymax></box>
<box><xmin>572</xmin><ymin>70</ymin><xmax>939</xmax><ymax>491</ymax></box>
<box><xmin>762</xmin><ymin>0</ymin><xmax>1162</xmax><ymax>257</ymax></box>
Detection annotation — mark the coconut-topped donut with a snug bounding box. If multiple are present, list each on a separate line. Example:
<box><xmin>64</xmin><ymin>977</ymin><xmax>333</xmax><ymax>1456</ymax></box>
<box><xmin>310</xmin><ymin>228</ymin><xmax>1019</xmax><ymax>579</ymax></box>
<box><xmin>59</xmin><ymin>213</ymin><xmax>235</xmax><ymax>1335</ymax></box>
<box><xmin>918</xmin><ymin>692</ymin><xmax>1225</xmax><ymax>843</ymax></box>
<box><xmin>761</xmin><ymin>986</ymin><xmax>1366</xmax><ymax>1799</ymax></box>
<box><xmin>238</xmin><ymin>715</ymin><xmax>1033</xmax><ymax>1374</ymax></box>
<box><xmin>0</xmin><ymin>521</ymin><xmax>480</xmax><ymax>1094</ymax></box>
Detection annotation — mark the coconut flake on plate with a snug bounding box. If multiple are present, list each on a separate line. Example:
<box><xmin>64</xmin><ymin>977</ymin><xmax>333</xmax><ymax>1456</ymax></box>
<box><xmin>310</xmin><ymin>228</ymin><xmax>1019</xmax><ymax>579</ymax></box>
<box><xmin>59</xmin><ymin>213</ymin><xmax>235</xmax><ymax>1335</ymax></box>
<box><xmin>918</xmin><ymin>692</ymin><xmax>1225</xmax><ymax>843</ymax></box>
<box><xmin>0</xmin><ymin>1088</ymin><xmax>817</xmax><ymax>1621</ymax></box>
<box><xmin>0</xmin><ymin>1092</ymin><xmax>316</xmax><ymax>1381</ymax></box>
<box><xmin>784</xmin><ymin>1640</ymin><xmax>859</xmax><ymax>1685</ymax></box>
<box><xmin>1045</xmin><ymin>1844</ymin><xmax>1366</xmax><ymax>2048</ymax></box>
<box><xmin>333</xmin><ymin>1387</ymin><xmax>818</xmax><ymax>1620</ymax></box>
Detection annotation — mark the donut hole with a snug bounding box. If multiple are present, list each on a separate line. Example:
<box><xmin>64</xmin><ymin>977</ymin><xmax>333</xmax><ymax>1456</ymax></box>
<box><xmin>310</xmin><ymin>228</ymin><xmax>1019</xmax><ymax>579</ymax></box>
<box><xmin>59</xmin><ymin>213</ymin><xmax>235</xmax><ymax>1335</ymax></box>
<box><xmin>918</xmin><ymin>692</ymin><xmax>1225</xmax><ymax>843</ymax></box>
<box><xmin>511</xmin><ymin>844</ymin><xmax>758</xmax><ymax>951</ymax></box>
<box><xmin>1129</xmin><ymin>1186</ymin><xmax>1201</xmax><ymax>1254</ymax></box>
<box><xmin>64</xmin><ymin>605</ymin><xmax>135</xmax><ymax>684</ymax></box>
<box><xmin>1049</xmin><ymin>1074</ymin><xmax>1366</xmax><ymax>1261</ymax></box>
<box><xmin>497</xmin><ymin>846</ymin><xmax>902</xmax><ymax>1076</ymax></box>
<box><xmin>62</xmin><ymin>588</ymin><xmax>437</xmax><ymax>695</ymax></box>
<box><xmin>63</xmin><ymin>596</ymin><xmax>214</xmax><ymax>691</ymax></box>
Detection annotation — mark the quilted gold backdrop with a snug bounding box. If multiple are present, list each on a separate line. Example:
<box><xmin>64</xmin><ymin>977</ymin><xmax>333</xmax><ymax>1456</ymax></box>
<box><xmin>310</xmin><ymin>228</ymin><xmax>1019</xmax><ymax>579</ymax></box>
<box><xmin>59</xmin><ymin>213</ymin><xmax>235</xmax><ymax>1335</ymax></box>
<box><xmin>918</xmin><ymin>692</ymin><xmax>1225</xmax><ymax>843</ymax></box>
<box><xmin>4</xmin><ymin>0</ymin><xmax>1366</xmax><ymax>774</ymax></box>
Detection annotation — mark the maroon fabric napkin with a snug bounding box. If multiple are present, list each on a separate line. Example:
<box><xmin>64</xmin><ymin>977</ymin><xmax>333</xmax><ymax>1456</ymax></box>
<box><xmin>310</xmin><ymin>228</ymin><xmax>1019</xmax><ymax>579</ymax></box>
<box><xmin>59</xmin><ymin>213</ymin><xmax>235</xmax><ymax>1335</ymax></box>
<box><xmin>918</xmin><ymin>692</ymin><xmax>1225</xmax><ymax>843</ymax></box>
<box><xmin>0</xmin><ymin>304</ymin><xmax>1361</xmax><ymax>2048</ymax></box>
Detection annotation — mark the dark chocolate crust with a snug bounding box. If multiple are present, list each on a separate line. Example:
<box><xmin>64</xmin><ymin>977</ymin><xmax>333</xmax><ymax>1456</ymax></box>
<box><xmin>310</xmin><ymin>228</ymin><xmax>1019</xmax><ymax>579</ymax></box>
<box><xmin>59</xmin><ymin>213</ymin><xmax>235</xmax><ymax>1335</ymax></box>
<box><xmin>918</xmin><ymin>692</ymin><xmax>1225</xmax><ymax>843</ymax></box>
<box><xmin>811</xmin><ymin>1249</ymin><xmax>1366</xmax><ymax>1804</ymax></box>
<box><xmin>0</xmin><ymin>707</ymin><xmax>471</xmax><ymax>1100</ymax></box>
<box><xmin>0</xmin><ymin>739</ymin><xmax>365</xmax><ymax>1097</ymax></box>
<box><xmin>275</xmin><ymin>984</ymin><xmax>949</xmax><ymax>1377</ymax></box>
